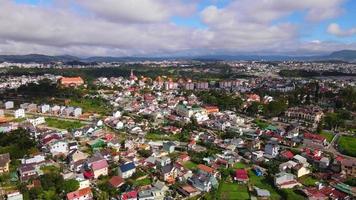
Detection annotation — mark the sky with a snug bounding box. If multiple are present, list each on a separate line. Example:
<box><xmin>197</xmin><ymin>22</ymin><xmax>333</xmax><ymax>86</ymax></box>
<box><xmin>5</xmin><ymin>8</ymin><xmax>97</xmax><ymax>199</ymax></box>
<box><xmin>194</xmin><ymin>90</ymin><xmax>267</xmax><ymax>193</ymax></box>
<box><xmin>0</xmin><ymin>0</ymin><xmax>355</xmax><ymax>57</ymax></box>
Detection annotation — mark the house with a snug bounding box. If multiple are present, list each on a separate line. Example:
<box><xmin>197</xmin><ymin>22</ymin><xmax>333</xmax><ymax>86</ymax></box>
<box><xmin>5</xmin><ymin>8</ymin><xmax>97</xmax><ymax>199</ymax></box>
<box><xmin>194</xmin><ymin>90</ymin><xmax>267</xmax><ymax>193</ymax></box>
<box><xmin>274</xmin><ymin>172</ymin><xmax>301</xmax><ymax>189</ymax></box>
<box><xmin>73</xmin><ymin>108</ymin><xmax>82</xmax><ymax>117</ymax></box>
<box><xmin>109</xmin><ymin>176</ymin><xmax>124</xmax><ymax>188</ymax></box>
<box><xmin>303</xmin><ymin>132</ymin><xmax>327</xmax><ymax>147</ymax></box>
<box><xmin>87</xmin><ymin>139</ymin><xmax>105</xmax><ymax>149</ymax></box>
<box><xmin>188</xmin><ymin>171</ymin><xmax>219</xmax><ymax>192</ymax></box>
<box><xmin>155</xmin><ymin>157</ymin><xmax>171</xmax><ymax>167</ymax></box>
<box><xmin>264</xmin><ymin>141</ymin><xmax>280</xmax><ymax>158</ymax></box>
<box><xmin>118</xmin><ymin>162</ymin><xmax>136</xmax><ymax>179</ymax></box>
<box><xmin>50</xmin><ymin>141</ymin><xmax>69</xmax><ymax>156</ymax></box>
<box><xmin>178</xmin><ymin>153</ymin><xmax>190</xmax><ymax>163</ymax></box>
<box><xmin>0</xmin><ymin>153</ymin><xmax>10</xmax><ymax>174</ymax></box>
<box><xmin>120</xmin><ymin>190</ymin><xmax>138</xmax><ymax>200</ymax></box>
<box><xmin>234</xmin><ymin>169</ymin><xmax>249</xmax><ymax>183</ymax></box>
<box><xmin>19</xmin><ymin>165</ymin><xmax>37</xmax><ymax>182</ymax></box>
<box><xmin>91</xmin><ymin>159</ymin><xmax>108</xmax><ymax>178</ymax></box>
<box><xmin>341</xmin><ymin>159</ymin><xmax>356</xmax><ymax>177</ymax></box>
<box><xmin>293</xmin><ymin>155</ymin><xmax>309</xmax><ymax>167</ymax></box>
<box><xmin>280</xmin><ymin>150</ymin><xmax>294</xmax><ymax>160</ymax></box>
<box><xmin>40</xmin><ymin>104</ymin><xmax>50</xmax><ymax>113</ymax></box>
<box><xmin>160</xmin><ymin>164</ymin><xmax>178</xmax><ymax>183</ymax></box>
<box><xmin>28</xmin><ymin>117</ymin><xmax>45</xmax><ymax>126</ymax></box>
<box><xmin>27</xmin><ymin>103</ymin><xmax>38</xmax><ymax>112</ymax></box>
<box><xmin>14</xmin><ymin>109</ymin><xmax>25</xmax><ymax>119</ymax></box>
<box><xmin>6</xmin><ymin>191</ymin><xmax>23</xmax><ymax>200</ymax></box>
<box><xmin>254</xmin><ymin>187</ymin><xmax>271</xmax><ymax>199</ymax></box>
<box><xmin>4</xmin><ymin>101</ymin><xmax>14</xmax><ymax>109</ymax></box>
<box><xmin>162</xmin><ymin>142</ymin><xmax>175</xmax><ymax>153</ymax></box>
<box><xmin>67</xmin><ymin>149</ymin><xmax>88</xmax><ymax>163</ymax></box>
<box><xmin>60</xmin><ymin>77</ymin><xmax>84</xmax><ymax>87</ymax></box>
<box><xmin>66</xmin><ymin>187</ymin><xmax>93</xmax><ymax>200</ymax></box>
<box><xmin>292</xmin><ymin>164</ymin><xmax>311</xmax><ymax>178</ymax></box>
<box><xmin>177</xmin><ymin>184</ymin><xmax>200</xmax><ymax>198</ymax></box>
<box><xmin>284</xmin><ymin>106</ymin><xmax>323</xmax><ymax>128</ymax></box>
<box><xmin>197</xmin><ymin>164</ymin><xmax>217</xmax><ymax>177</ymax></box>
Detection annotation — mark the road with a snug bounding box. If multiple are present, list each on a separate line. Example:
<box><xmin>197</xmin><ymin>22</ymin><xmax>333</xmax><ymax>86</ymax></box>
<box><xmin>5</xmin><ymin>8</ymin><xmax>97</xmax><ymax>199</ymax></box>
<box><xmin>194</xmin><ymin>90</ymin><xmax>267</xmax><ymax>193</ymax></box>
<box><xmin>325</xmin><ymin>132</ymin><xmax>356</xmax><ymax>161</ymax></box>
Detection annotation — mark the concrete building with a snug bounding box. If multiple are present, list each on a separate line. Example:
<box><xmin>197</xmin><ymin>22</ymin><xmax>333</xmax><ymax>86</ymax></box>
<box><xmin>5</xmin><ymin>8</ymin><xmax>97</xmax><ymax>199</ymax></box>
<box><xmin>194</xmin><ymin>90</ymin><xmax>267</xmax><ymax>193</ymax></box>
<box><xmin>14</xmin><ymin>109</ymin><xmax>25</xmax><ymax>119</ymax></box>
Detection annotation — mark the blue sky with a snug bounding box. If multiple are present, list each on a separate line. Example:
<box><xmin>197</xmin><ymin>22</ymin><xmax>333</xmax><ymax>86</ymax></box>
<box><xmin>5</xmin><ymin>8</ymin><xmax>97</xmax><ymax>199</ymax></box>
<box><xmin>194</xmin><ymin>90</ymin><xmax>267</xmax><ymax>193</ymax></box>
<box><xmin>3</xmin><ymin>0</ymin><xmax>356</xmax><ymax>56</ymax></box>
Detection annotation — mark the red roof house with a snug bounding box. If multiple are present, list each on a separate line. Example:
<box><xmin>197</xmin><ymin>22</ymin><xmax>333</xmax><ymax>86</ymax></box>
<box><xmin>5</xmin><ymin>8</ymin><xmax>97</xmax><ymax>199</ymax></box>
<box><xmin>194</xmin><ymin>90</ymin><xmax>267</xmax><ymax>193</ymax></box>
<box><xmin>235</xmin><ymin>169</ymin><xmax>249</xmax><ymax>182</ymax></box>
<box><xmin>66</xmin><ymin>187</ymin><xmax>92</xmax><ymax>200</ymax></box>
<box><xmin>108</xmin><ymin>176</ymin><xmax>124</xmax><ymax>188</ymax></box>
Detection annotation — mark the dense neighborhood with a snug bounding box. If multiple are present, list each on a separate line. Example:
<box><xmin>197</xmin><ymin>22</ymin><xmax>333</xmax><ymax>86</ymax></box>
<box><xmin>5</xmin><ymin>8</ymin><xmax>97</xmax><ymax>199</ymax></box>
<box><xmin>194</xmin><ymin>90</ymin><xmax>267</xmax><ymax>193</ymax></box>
<box><xmin>0</xmin><ymin>61</ymin><xmax>355</xmax><ymax>200</ymax></box>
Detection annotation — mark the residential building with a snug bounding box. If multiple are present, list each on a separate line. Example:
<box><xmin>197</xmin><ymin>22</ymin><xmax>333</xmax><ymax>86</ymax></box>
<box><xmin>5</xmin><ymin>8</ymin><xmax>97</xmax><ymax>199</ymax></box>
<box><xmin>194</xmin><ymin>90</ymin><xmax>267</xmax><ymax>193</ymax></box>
<box><xmin>66</xmin><ymin>187</ymin><xmax>93</xmax><ymax>200</ymax></box>
<box><xmin>341</xmin><ymin>159</ymin><xmax>356</xmax><ymax>177</ymax></box>
<box><xmin>118</xmin><ymin>162</ymin><xmax>136</xmax><ymax>179</ymax></box>
<box><xmin>50</xmin><ymin>141</ymin><xmax>69</xmax><ymax>156</ymax></box>
<box><xmin>0</xmin><ymin>153</ymin><xmax>10</xmax><ymax>174</ymax></box>
<box><xmin>4</xmin><ymin>101</ymin><xmax>14</xmax><ymax>109</ymax></box>
<box><xmin>14</xmin><ymin>109</ymin><xmax>25</xmax><ymax>119</ymax></box>
<box><xmin>60</xmin><ymin>77</ymin><xmax>84</xmax><ymax>87</ymax></box>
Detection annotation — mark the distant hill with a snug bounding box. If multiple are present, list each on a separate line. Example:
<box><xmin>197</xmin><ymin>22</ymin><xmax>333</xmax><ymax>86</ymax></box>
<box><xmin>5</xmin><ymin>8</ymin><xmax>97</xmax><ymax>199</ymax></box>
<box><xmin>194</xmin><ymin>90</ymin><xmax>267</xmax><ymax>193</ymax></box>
<box><xmin>327</xmin><ymin>50</ymin><xmax>356</xmax><ymax>62</ymax></box>
<box><xmin>0</xmin><ymin>50</ymin><xmax>355</xmax><ymax>63</ymax></box>
<box><xmin>0</xmin><ymin>54</ymin><xmax>79</xmax><ymax>63</ymax></box>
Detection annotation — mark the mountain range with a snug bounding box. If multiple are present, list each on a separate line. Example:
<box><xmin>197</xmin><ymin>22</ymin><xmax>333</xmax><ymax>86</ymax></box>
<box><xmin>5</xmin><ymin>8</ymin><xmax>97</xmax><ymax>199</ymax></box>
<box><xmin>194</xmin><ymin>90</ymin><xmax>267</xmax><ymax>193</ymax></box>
<box><xmin>0</xmin><ymin>50</ymin><xmax>355</xmax><ymax>63</ymax></box>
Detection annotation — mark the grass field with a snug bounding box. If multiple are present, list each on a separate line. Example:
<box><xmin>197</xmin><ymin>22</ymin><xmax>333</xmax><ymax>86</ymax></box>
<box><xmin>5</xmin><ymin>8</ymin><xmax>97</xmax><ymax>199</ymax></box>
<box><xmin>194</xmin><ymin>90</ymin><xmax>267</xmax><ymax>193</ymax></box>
<box><xmin>45</xmin><ymin>118</ymin><xmax>85</xmax><ymax>130</ymax></box>
<box><xmin>280</xmin><ymin>189</ymin><xmax>306</xmax><ymax>200</ymax></box>
<box><xmin>253</xmin><ymin>119</ymin><xmax>269</xmax><ymax>129</ymax></box>
<box><xmin>183</xmin><ymin>161</ymin><xmax>198</xmax><ymax>170</ymax></box>
<box><xmin>299</xmin><ymin>175</ymin><xmax>318</xmax><ymax>186</ymax></box>
<box><xmin>144</xmin><ymin>132</ymin><xmax>179</xmax><ymax>141</ymax></box>
<box><xmin>233</xmin><ymin>162</ymin><xmax>247</xmax><ymax>169</ymax></box>
<box><xmin>320</xmin><ymin>131</ymin><xmax>334</xmax><ymax>142</ymax></box>
<box><xmin>133</xmin><ymin>178</ymin><xmax>152</xmax><ymax>187</ymax></box>
<box><xmin>338</xmin><ymin>135</ymin><xmax>356</xmax><ymax>157</ymax></box>
<box><xmin>68</xmin><ymin>98</ymin><xmax>111</xmax><ymax>115</ymax></box>
<box><xmin>248</xmin><ymin>170</ymin><xmax>281</xmax><ymax>200</ymax></box>
<box><xmin>217</xmin><ymin>182</ymin><xmax>250</xmax><ymax>200</ymax></box>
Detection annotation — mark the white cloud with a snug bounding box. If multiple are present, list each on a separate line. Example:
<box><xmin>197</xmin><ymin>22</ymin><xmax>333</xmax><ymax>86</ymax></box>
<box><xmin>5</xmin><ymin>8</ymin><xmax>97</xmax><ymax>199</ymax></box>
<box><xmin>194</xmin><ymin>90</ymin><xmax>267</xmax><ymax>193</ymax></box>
<box><xmin>0</xmin><ymin>0</ymin><xmax>352</xmax><ymax>56</ymax></box>
<box><xmin>327</xmin><ymin>23</ymin><xmax>356</xmax><ymax>37</ymax></box>
<box><xmin>74</xmin><ymin>0</ymin><xmax>197</xmax><ymax>24</ymax></box>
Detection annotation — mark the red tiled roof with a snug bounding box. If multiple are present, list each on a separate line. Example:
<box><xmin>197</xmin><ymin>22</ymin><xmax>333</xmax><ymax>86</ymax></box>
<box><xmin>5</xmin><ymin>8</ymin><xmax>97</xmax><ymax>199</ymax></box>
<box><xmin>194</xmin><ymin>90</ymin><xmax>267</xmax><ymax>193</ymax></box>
<box><xmin>304</xmin><ymin>132</ymin><xmax>326</xmax><ymax>142</ymax></box>
<box><xmin>109</xmin><ymin>176</ymin><xmax>124</xmax><ymax>187</ymax></box>
<box><xmin>67</xmin><ymin>187</ymin><xmax>92</xmax><ymax>200</ymax></box>
<box><xmin>281</xmin><ymin>150</ymin><xmax>294</xmax><ymax>159</ymax></box>
<box><xmin>197</xmin><ymin>164</ymin><xmax>215</xmax><ymax>174</ymax></box>
<box><xmin>121</xmin><ymin>190</ymin><xmax>138</xmax><ymax>200</ymax></box>
<box><xmin>235</xmin><ymin>169</ymin><xmax>248</xmax><ymax>180</ymax></box>
<box><xmin>92</xmin><ymin>159</ymin><xmax>108</xmax><ymax>171</ymax></box>
<box><xmin>83</xmin><ymin>170</ymin><xmax>94</xmax><ymax>179</ymax></box>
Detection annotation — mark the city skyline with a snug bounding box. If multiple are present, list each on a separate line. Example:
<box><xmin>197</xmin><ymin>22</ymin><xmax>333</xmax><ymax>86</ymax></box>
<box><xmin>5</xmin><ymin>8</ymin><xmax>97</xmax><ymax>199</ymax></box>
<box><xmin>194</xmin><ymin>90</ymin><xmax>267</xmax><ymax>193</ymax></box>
<box><xmin>0</xmin><ymin>0</ymin><xmax>356</xmax><ymax>56</ymax></box>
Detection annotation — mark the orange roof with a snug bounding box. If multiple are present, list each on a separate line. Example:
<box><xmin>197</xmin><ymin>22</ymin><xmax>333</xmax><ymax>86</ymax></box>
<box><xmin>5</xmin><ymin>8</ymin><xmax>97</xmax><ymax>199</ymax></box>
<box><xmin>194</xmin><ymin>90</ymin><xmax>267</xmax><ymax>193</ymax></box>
<box><xmin>60</xmin><ymin>77</ymin><xmax>84</xmax><ymax>84</ymax></box>
<box><xmin>197</xmin><ymin>164</ymin><xmax>215</xmax><ymax>174</ymax></box>
<box><xmin>67</xmin><ymin>187</ymin><xmax>92</xmax><ymax>200</ymax></box>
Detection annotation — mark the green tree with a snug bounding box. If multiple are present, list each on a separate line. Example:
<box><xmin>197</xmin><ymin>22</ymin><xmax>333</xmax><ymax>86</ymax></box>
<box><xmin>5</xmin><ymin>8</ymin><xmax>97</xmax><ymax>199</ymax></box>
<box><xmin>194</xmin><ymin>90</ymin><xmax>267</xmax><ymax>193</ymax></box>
<box><xmin>63</xmin><ymin>179</ymin><xmax>79</xmax><ymax>194</ymax></box>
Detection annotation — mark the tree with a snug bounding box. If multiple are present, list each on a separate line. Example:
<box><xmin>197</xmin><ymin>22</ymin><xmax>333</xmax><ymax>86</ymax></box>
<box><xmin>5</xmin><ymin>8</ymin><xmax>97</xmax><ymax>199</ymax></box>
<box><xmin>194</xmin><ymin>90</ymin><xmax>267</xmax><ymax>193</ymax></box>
<box><xmin>63</xmin><ymin>179</ymin><xmax>79</xmax><ymax>194</ymax></box>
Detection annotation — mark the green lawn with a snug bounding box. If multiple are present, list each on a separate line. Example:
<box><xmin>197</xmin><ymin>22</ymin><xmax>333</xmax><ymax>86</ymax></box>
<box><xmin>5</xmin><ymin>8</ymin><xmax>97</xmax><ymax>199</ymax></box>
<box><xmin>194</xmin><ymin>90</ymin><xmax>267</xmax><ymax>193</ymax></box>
<box><xmin>217</xmin><ymin>182</ymin><xmax>250</xmax><ymax>200</ymax></box>
<box><xmin>183</xmin><ymin>161</ymin><xmax>198</xmax><ymax>170</ymax></box>
<box><xmin>233</xmin><ymin>162</ymin><xmax>247</xmax><ymax>169</ymax></box>
<box><xmin>320</xmin><ymin>131</ymin><xmax>334</xmax><ymax>142</ymax></box>
<box><xmin>299</xmin><ymin>175</ymin><xmax>318</xmax><ymax>186</ymax></box>
<box><xmin>45</xmin><ymin>118</ymin><xmax>85</xmax><ymax>130</ymax></box>
<box><xmin>68</xmin><ymin>98</ymin><xmax>111</xmax><ymax>115</ymax></box>
<box><xmin>248</xmin><ymin>170</ymin><xmax>281</xmax><ymax>200</ymax></box>
<box><xmin>144</xmin><ymin>132</ymin><xmax>178</xmax><ymax>141</ymax></box>
<box><xmin>338</xmin><ymin>135</ymin><xmax>356</xmax><ymax>157</ymax></box>
<box><xmin>280</xmin><ymin>189</ymin><xmax>306</xmax><ymax>200</ymax></box>
<box><xmin>133</xmin><ymin>178</ymin><xmax>152</xmax><ymax>187</ymax></box>
<box><xmin>253</xmin><ymin>119</ymin><xmax>269</xmax><ymax>129</ymax></box>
